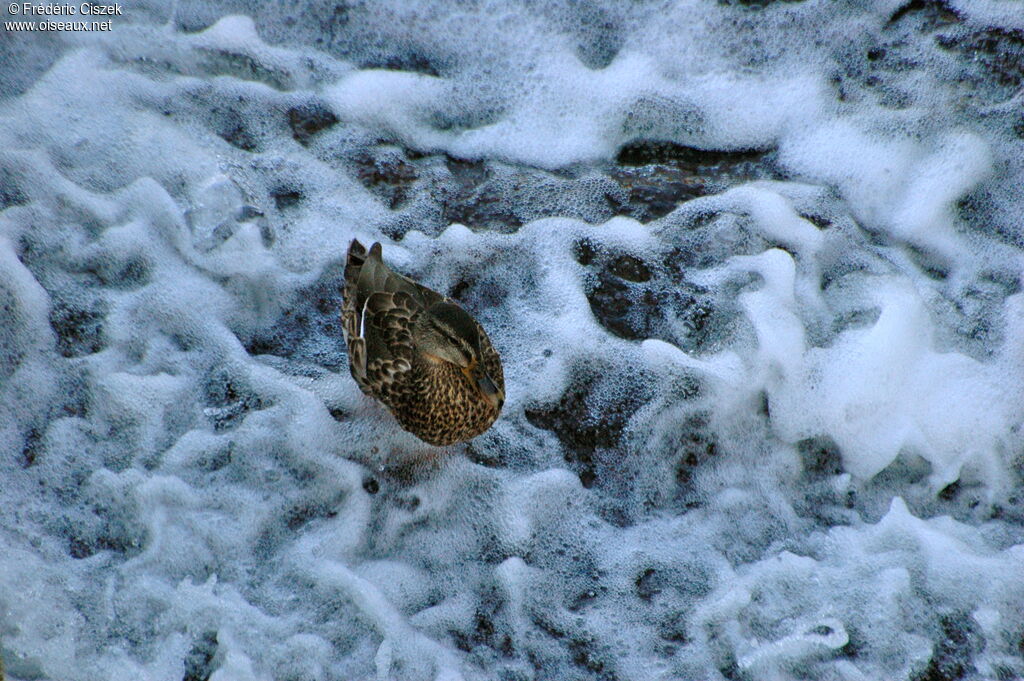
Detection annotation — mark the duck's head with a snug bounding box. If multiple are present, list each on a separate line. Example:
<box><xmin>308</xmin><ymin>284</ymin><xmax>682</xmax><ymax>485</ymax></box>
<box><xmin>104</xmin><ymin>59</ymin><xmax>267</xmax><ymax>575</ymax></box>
<box><xmin>414</xmin><ymin>302</ymin><xmax>504</xmax><ymax>411</ymax></box>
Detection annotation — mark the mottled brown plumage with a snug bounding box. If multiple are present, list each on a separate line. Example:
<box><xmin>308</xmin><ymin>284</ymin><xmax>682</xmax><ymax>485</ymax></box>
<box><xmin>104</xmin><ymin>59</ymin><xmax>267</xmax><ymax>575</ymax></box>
<box><xmin>342</xmin><ymin>239</ymin><xmax>505</xmax><ymax>446</ymax></box>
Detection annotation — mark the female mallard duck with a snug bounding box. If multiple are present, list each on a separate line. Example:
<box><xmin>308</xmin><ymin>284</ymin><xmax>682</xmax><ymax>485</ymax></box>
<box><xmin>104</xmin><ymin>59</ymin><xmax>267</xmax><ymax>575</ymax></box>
<box><xmin>342</xmin><ymin>239</ymin><xmax>505</xmax><ymax>446</ymax></box>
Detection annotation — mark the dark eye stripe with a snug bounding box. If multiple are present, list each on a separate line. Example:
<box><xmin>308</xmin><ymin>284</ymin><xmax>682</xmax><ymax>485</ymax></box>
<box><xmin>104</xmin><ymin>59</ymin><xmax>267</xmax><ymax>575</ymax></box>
<box><xmin>427</xmin><ymin>320</ymin><xmax>476</xmax><ymax>364</ymax></box>
<box><xmin>437</xmin><ymin>325</ymin><xmax>462</xmax><ymax>348</ymax></box>
<box><xmin>431</xmin><ymin>320</ymin><xmax>468</xmax><ymax>347</ymax></box>
<box><xmin>427</xmin><ymin>319</ymin><xmax>450</xmax><ymax>338</ymax></box>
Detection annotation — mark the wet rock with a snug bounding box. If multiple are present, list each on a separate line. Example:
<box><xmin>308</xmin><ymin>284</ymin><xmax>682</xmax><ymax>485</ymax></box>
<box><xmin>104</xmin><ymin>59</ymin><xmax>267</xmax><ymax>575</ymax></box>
<box><xmin>635</xmin><ymin>567</ymin><xmax>662</xmax><ymax>601</ymax></box>
<box><xmin>20</xmin><ymin>427</ymin><xmax>42</xmax><ymax>468</ymax></box>
<box><xmin>588</xmin><ymin>269</ymin><xmax>661</xmax><ymax>341</ymax></box>
<box><xmin>82</xmin><ymin>254</ymin><xmax>151</xmax><ymax>289</ymax></box>
<box><xmin>439</xmin><ymin>157</ymin><xmax>523</xmax><ymax>232</ymax></box>
<box><xmin>874</xmin><ymin>2</ymin><xmax>1024</xmax><ymax>111</ymax></box>
<box><xmin>609</xmin><ymin>141</ymin><xmax>777</xmax><ymax>222</ymax></box>
<box><xmin>940</xmin><ymin>27</ymin><xmax>1024</xmax><ymax>89</ymax></box>
<box><xmin>615</xmin><ymin>141</ymin><xmax>765</xmax><ymax>169</ymax></box>
<box><xmin>938</xmin><ymin>479</ymin><xmax>960</xmax><ymax>501</ymax></box>
<box><xmin>567</xmin><ymin>636</ymin><xmax>612</xmax><ymax>678</ymax></box>
<box><xmin>609</xmin><ymin>165</ymin><xmax>706</xmax><ymax>222</ymax></box>
<box><xmin>217</xmin><ymin>109</ymin><xmax>259</xmax><ymax>152</ymax></box>
<box><xmin>285</xmin><ymin>499</ymin><xmax>340</xmax><ymax>531</ymax></box>
<box><xmin>886</xmin><ymin>0</ymin><xmax>962</xmax><ymax>29</ymax></box>
<box><xmin>68</xmin><ymin>533</ymin><xmax>134</xmax><ymax>559</ymax></box>
<box><xmin>345</xmin><ymin>138</ymin><xmax>777</xmax><ymax>236</ymax></box>
<box><xmin>287</xmin><ymin>101</ymin><xmax>339</xmax><ymax>146</ymax></box>
<box><xmin>350</xmin><ymin>146</ymin><xmax>621</xmax><ymax>235</ymax></box>
<box><xmin>66</xmin><ymin>497</ymin><xmax>147</xmax><ymax>560</ymax></box>
<box><xmin>672</xmin><ymin>414</ymin><xmax>719</xmax><ymax>490</ymax></box>
<box><xmin>353</xmin><ymin>147</ymin><xmax>420</xmax><ymax>209</ymax></box>
<box><xmin>608</xmin><ymin>254</ymin><xmax>651</xmax><ymax>283</ymax></box>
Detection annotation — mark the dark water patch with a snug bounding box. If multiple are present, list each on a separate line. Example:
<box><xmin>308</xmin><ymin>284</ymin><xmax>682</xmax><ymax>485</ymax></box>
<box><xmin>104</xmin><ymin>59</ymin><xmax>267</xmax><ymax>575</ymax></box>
<box><xmin>203</xmin><ymin>367</ymin><xmax>269</xmax><ymax>432</ymax></box>
<box><xmin>183</xmin><ymin>631</ymin><xmax>219</xmax><ymax>681</ymax></box>
<box><xmin>798</xmin><ymin>437</ymin><xmax>844</xmax><ymax>480</ymax></box>
<box><xmin>362</xmin><ymin>52</ymin><xmax>444</xmax><ymax>78</ymax></box>
<box><xmin>912</xmin><ymin>612</ymin><xmax>982</xmax><ymax>681</ymax></box>
<box><xmin>245</xmin><ymin>260</ymin><xmax>348</xmax><ymax>370</ymax></box>
<box><xmin>50</xmin><ymin>298</ymin><xmax>107</xmax><ymax>358</ymax></box>
<box><xmin>525</xmin><ymin>361</ymin><xmax>654</xmax><ymax>489</ymax></box>
<box><xmin>196</xmin><ymin>47</ymin><xmax>293</xmax><ymax>90</ymax></box>
<box><xmin>271</xmin><ymin>186</ymin><xmax>303</xmax><ymax>211</ymax></box>
<box><xmin>575</xmin><ymin>239</ymin><xmax>717</xmax><ymax>349</ymax></box>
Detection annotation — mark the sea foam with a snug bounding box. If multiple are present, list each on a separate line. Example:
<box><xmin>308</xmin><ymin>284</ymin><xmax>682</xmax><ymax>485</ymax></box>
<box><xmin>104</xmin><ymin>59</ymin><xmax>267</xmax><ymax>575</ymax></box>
<box><xmin>1</xmin><ymin>1</ymin><xmax>1022</xmax><ymax>680</ymax></box>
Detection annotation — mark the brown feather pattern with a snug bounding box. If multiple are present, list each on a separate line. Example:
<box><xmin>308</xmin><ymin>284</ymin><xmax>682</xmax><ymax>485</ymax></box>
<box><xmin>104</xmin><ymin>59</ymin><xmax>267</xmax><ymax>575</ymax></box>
<box><xmin>342</xmin><ymin>239</ymin><xmax>505</xmax><ymax>445</ymax></box>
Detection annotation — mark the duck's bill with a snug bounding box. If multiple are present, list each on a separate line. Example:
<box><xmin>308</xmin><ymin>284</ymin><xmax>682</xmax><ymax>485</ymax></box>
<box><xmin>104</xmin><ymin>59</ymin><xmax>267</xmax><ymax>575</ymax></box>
<box><xmin>477</xmin><ymin>374</ymin><xmax>499</xmax><ymax>397</ymax></box>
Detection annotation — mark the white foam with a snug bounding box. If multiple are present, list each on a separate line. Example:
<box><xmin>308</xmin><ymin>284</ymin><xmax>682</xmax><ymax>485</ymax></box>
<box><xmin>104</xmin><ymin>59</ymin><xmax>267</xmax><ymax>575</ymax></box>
<box><xmin>761</xmin><ymin>276</ymin><xmax>1013</xmax><ymax>487</ymax></box>
<box><xmin>1</xmin><ymin>2</ymin><xmax>1023</xmax><ymax>680</ymax></box>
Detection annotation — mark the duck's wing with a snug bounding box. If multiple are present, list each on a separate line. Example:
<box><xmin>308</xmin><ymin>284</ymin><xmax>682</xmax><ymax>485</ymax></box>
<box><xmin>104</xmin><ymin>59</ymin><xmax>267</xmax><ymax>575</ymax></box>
<box><xmin>477</xmin><ymin>321</ymin><xmax>505</xmax><ymax>392</ymax></box>
<box><xmin>343</xmin><ymin>240</ymin><xmax>429</xmax><ymax>400</ymax></box>
<box><xmin>342</xmin><ymin>239</ymin><xmax>369</xmax><ymax>345</ymax></box>
<box><xmin>358</xmin><ymin>242</ymin><xmax>445</xmax><ymax>307</ymax></box>
<box><xmin>358</xmin><ymin>289</ymin><xmax>420</xmax><ymax>402</ymax></box>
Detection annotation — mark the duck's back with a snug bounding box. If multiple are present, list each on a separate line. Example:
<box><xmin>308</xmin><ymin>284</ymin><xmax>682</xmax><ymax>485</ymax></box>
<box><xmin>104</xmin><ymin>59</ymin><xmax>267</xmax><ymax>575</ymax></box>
<box><xmin>342</xmin><ymin>239</ymin><xmax>439</xmax><ymax>396</ymax></box>
<box><xmin>341</xmin><ymin>239</ymin><xmax>504</xmax><ymax>446</ymax></box>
